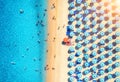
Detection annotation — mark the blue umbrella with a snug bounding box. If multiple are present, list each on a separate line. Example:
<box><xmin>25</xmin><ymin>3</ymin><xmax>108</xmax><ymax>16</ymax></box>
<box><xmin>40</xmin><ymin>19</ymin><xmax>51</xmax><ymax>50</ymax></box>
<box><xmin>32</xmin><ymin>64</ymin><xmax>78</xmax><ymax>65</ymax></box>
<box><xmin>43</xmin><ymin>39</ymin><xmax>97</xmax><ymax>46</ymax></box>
<box><xmin>92</xmin><ymin>44</ymin><xmax>97</xmax><ymax>49</ymax></box>
<box><xmin>75</xmin><ymin>51</ymin><xmax>82</xmax><ymax>57</ymax></box>
<box><xmin>91</xmin><ymin>58</ymin><xmax>97</xmax><ymax>65</ymax></box>
<box><xmin>84</xmin><ymin>10</ymin><xmax>89</xmax><ymax>15</ymax></box>
<box><xmin>108</xmin><ymin>20</ymin><xmax>112</xmax><ymax>25</ymax></box>
<box><xmin>107</xmin><ymin>74</ymin><xmax>112</xmax><ymax>80</ymax></box>
<box><xmin>76</xmin><ymin>36</ymin><xmax>82</xmax><ymax>41</ymax></box>
<box><xmin>84</xmin><ymin>32</ymin><xmax>89</xmax><ymax>37</ymax></box>
<box><xmin>115</xmin><ymin>32</ymin><xmax>120</xmax><ymax>37</ymax></box>
<box><xmin>99</xmin><ymin>62</ymin><xmax>105</xmax><ymax>68</ymax></box>
<box><xmin>99</xmin><ymin>39</ymin><xmax>105</xmax><ymax>45</ymax></box>
<box><xmin>98</xmin><ymin>69</ymin><xmax>104</xmax><ymax>75</ymax></box>
<box><xmin>92</xmin><ymin>73</ymin><xmax>98</xmax><ymax>79</ymax></box>
<box><xmin>108</xmin><ymin>28</ymin><xmax>112</xmax><ymax>33</ymax></box>
<box><xmin>77</xmin><ymin>73</ymin><xmax>82</xmax><ymax>79</ymax></box>
<box><xmin>76</xmin><ymin>58</ymin><xmax>82</xmax><ymax>64</ymax></box>
<box><xmin>107</xmin><ymin>43</ymin><xmax>113</xmax><ymax>49</ymax></box>
<box><xmin>115</xmin><ymin>39</ymin><xmax>120</xmax><ymax>44</ymax></box>
<box><xmin>99</xmin><ymin>23</ymin><xmax>104</xmax><ymax>29</ymax></box>
<box><xmin>84</xmin><ymin>62</ymin><xmax>90</xmax><ymax>67</ymax></box>
<box><xmin>107</xmin><ymin>66</ymin><xmax>113</xmax><ymax>72</ymax></box>
<box><xmin>115</xmin><ymin>47</ymin><xmax>120</xmax><ymax>52</ymax></box>
<box><xmin>83</xmin><ymin>77</ymin><xmax>89</xmax><ymax>82</ymax></box>
<box><xmin>91</xmin><ymin>66</ymin><xmax>97</xmax><ymax>72</ymax></box>
<box><xmin>76</xmin><ymin>21</ymin><xmax>82</xmax><ymax>26</ymax></box>
<box><xmin>114</xmin><ymin>62</ymin><xmax>120</xmax><ymax>68</ymax></box>
<box><xmin>76</xmin><ymin>28</ymin><xmax>82</xmax><ymax>34</ymax></box>
<box><xmin>99</xmin><ymin>55</ymin><xmax>105</xmax><ymax>60</ymax></box>
<box><xmin>84</xmin><ymin>2</ymin><xmax>88</xmax><ymax>7</ymax></box>
<box><xmin>100</xmin><ymin>31</ymin><xmax>105</xmax><ymax>36</ymax></box>
<box><xmin>115</xmin><ymin>78</ymin><xmax>120</xmax><ymax>82</ymax></box>
<box><xmin>76</xmin><ymin>7</ymin><xmax>82</xmax><ymax>11</ymax></box>
<box><xmin>100</xmin><ymin>16</ymin><xmax>104</xmax><ymax>21</ymax></box>
<box><xmin>83</xmin><ymin>69</ymin><xmax>90</xmax><ymax>75</ymax></box>
<box><xmin>107</xmin><ymin>59</ymin><xmax>113</xmax><ymax>65</ymax></box>
<box><xmin>84</xmin><ymin>39</ymin><xmax>89</xmax><ymax>45</ymax></box>
<box><xmin>114</xmin><ymin>72</ymin><xmax>120</xmax><ymax>77</ymax></box>
<box><xmin>91</xmin><ymin>51</ymin><xmax>97</xmax><ymax>57</ymax></box>
<box><xmin>91</xmin><ymin>6</ymin><xmax>96</xmax><ymax>11</ymax></box>
<box><xmin>108</xmin><ymin>51</ymin><xmax>112</xmax><ymax>56</ymax></box>
<box><xmin>76</xmin><ymin>0</ymin><xmax>82</xmax><ymax>4</ymax></box>
<box><xmin>67</xmin><ymin>25</ymin><xmax>74</xmax><ymax>31</ymax></box>
<box><xmin>92</xmin><ymin>13</ymin><xmax>97</xmax><ymax>18</ymax></box>
<box><xmin>68</xmin><ymin>47</ymin><xmax>75</xmax><ymax>53</ymax></box>
<box><xmin>68</xmin><ymin>76</ymin><xmax>74</xmax><ymax>82</ymax></box>
<box><xmin>99</xmin><ymin>48</ymin><xmax>105</xmax><ymax>52</ymax></box>
<box><xmin>76</xmin><ymin>14</ymin><xmax>82</xmax><ymax>19</ymax></box>
<box><xmin>76</xmin><ymin>43</ymin><xmax>82</xmax><ymax>49</ymax></box>
<box><xmin>69</xmin><ymin>10</ymin><xmax>74</xmax><ymax>15</ymax></box>
<box><xmin>69</xmin><ymin>17</ymin><xmax>74</xmax><ymax>22</ymax></box>
<box><xmin>98</xmin><ymin>78</ymin><xmax>104</xmax><ymax>82</ymax></box>
<box><xmin>84</xmin><ymin>24</ymin><xmax>90</xmax><ymax>29</ymax></box>
<box><xmin>68</xmin><ymin>70</ymin><xmax>75</xmax><ymax>75</ymax></box>
<box><xmin>92</xmin><ymin>28</ymin><xmax>97</xmax><ymax>33</ymax></box>
<box><xmin>84</xmin><ymin>54</ymin><xmax>89</xmax><ymax>60</ymax></box>
<box><xmin>114</xmin><ymin>54</ymin><xmax>120</xmax><ymax>60</ymax></box>
<box><xmin>92</xmin><ymin>36</ymin><xmax>97</xmax><ymax>41</ymax></box>
<box><xmin>83</xmin><ymin>47</ymin><xmax>89</xmax><ymax>52</ymax></box>
<box><xmin>68</xmin><ymin>54</ymin><xmax>75</xmax><ymax>61</ymax></box>
<box><xmin>69</xmin><ymin>31</ymin><xmax>74</xmax><ymax>38</ymax></box>
<box><xmin>69</xmin><ymin>2</ymin><xmax>75</xmax><ymax>8</ymax></box>
<box><xmin>107</xmin><ymin>36</ymin><xmax>112</xmax><ymax>41</ymax></box>
<box><xmin>75</xmin><ymin>66</ymin><xmax>82</xmax><ymax>72</ymax></box>
<box><xmin>68</xmin><ymin>62</ymin><xmax>74</xmax><ymax>68</ymax></box>
<box><xmin>115</xmin><ymin>22</ymin><xmax>120</xmax><ymax>28</ymax></box>
<box><xmin>92</xmin><ymin>20</ymin><xmax>96</xmax><ymax>25</ymax></box>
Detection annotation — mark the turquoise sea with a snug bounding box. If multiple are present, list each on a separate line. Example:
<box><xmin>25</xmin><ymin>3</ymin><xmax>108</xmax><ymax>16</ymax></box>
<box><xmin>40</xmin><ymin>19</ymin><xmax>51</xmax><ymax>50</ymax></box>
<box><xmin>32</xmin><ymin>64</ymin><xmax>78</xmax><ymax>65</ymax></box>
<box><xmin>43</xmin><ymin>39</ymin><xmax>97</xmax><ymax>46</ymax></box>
<box><xmin>0</xmin><ymin>0</ymin><xmax>47</xmax><ymax>82</ymax></box>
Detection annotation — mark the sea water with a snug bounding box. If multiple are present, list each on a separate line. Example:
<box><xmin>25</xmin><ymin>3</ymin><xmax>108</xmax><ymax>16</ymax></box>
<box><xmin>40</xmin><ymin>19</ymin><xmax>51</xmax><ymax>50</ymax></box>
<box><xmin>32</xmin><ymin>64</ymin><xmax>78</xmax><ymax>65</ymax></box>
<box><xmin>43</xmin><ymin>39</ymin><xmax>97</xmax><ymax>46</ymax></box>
<box><xmin>0</xmin><ymin>0</ymin><xmax>47</xmax><ymax>82</ymax></box>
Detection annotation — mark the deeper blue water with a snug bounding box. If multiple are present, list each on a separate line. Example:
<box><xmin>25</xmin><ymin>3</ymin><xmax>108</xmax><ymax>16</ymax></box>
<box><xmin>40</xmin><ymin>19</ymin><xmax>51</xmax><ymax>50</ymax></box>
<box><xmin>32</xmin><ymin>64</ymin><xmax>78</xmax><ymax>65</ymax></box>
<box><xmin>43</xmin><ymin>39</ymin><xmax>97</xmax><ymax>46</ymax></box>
<box><xmin>0</xmin><ymin>0</ymin><xmax>47</xmax><ymax>82</ymax></box>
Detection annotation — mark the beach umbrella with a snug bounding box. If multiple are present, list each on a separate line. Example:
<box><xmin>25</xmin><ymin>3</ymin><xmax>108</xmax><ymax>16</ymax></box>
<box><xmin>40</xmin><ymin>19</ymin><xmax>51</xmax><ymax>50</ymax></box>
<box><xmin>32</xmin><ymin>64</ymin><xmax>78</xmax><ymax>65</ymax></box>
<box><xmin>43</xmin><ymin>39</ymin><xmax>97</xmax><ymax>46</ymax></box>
<box><xmin>68</xmin><ymin>76</ymin><xmax>74</xmax><ymax>82</ymax></box>
<box><xmin>75</xmin><ymin>51</ymin><xmax>82</xmax><ymax>57</ymax></box>
<box><xmin>84</xmin><ymin>62</ymin><xmax>90</xmax><ymax>67</ymax></box>
<box><xmin>99</xmin><ymin>62</ymin><xmax>105</xmax><ymax>68</ymax></box>
<box><xmin>115</xmin><ymin>22</ymin><xmax>120</xmax><ymax>28</ymax></box>
<box><xmin>92</xmin><ymin>36</ymin><xmax>97</xmax><ymax>41</ymax></box>
<box><xmin>84</xmin><ymin>10</ymin><xmax>89</xmax><ymax>15</ymax></box>
<box><xmin>76</xmin><ymin>58</ymin><xmax>82</xmax><ymax>64</ymax></box>
<box><xmin>84</xmin><ymin>39</ymin><xmax>89</xmax><ymax>45</ymax></box>
<box><xmin>92</xmin><ymin>44</ymin><xmax>97</xmax><ymax>49</ymax></box>
<box><xmin>92</xmin><ymin>0</ymin><xmax>96</xmax><ymax>3</ymax></box>
<box><xmin>92</xmin><ymin>13</ymin><xmax>97</xmax><ymax>18</ymax></box>
<box><xmin>69</xmin><ymin>10</ymin><xmax>74</xmax><ymax>15</ymax></box>
<box><xmin>83</xmin><ymin>69</ymin><xmax>90</xmax><ymax>75</ymax></box>
<box><xmin>92</xmin><ymin>73</ymin><xmax>98</xmax><ymax>79</ymax></box>
<box><xmin>76</xmin><ymin>36</ymin><xmax>82</xmax><ymax>41</ymax></box>
<box><xmin>76</xmin><ymin>7</ymin><xmax>82</xmax><ymax>11</ymax></box>
<box><xmin>76</xmin><ymin>0</ymin><xmax>82</xmax><ymax>4</ymax></box>
<box><xmin>108</xmin><ymin>20</ymin><xmax>112</xmax><ymax>25</ymax></box>
<box><xmin>114</xmin><ymin>62</ymin><xmax>120</xmax><ymax>68</ymax></box>
<box><xmin>115</xmin><ymin>47</ymin><xmax>120</xmax><ymax>52</ymax></box>
<box><xmin>68</xmin><ymin>54</ymin><xmax>75</xmax><ymax>61</ymax></box>
<box><xmin>91</xmin><ymin>58</ymin><xmax>97</xmax><ymax>65</ymax></box>
<box><xmin>84</xmin><ymin>54</ymin><xmax>89</xmax><ymax>60</ymax></box>
<box><xmin>75</xmin><ymin>66</ymin><xmax>82</xmax><ymax>72</ymax></box>
<box><xmin>115</xmin><ymin>78</ymin><xmax>120</xmax><ymax>82</ymax></box>
<box><xmin>68</xmin><ymin>47</ymin><xmax>75</xmax><ymax>53</ymax></box>
<box><xmin>108</xmin><ymin>28</ymin><xmax>112</xmax><ymax>33</ymax></box>
<box><xmin>107</xmin><ymin>51</ymin><xmax>112</xmax><ymax>56</ymax></box>
<box><xmin>92</xmin><ymin>20</ymin><xmax>96</xmax><ymax>25</ymax></box>
<box><xmin>99</xmin><ymin>55</ymin><xmax>105</xmax><ymax>60</ymax></box>
<box><xmin>99</xmin><ymin>23</ymin><xmax>104</xmax><ymax>29</ymax></box>
<box><xmin>84</xmin><ymin>2</ymin><xmax>88</xmax><ymax>7</ymax></box>
<box><xmin>107</xmin><ymin>74</ymin><xmax>113</xmax><ymax>80</ymax></box>
<box><xmin>69</xmin><ymin>17</ymin><xmax>74</xmax><ymax>22</ymax></box>
<box><xmin>99</xmin><ymin>48</ymin><xmax>105</xmax><ymax>52</ymax></box>
<box><xmin>90</xmin><ymin>51</ymin><xmax>97</xmax><ymax>57</ymax></box>
<box><xmin>67</xmin><ymin>25</ymin><xmax>74</xmax><ymax>31</ymax></box>
<box><xmin>98</xmin><ymin>69</ymin><xmax>104</xmax><ymax>75</ymax></box>
<box><xmin>115</xmin><ymin>39</ymin><xmax>120</xmax><ymax>44</ymax></box>
<box><xmin>98</xmin><ymin>78</ymin><xmax>105</xmax><ymax>82</ymax></box>
<box><xmin>76</xmin><ymin>21</ymin><xmax>82</xmax><ymax>26</ymax></box>
<box><xmin>114</xmin><ymin>72</ymin><xmax>120</xmax><ymax>77</ymax></box>
<box><xmin>76</xmin><ymin>28</ymin><xmax>82</xmax><ymax>34</ymax></box>
<box><xmin>91</xmin><ymin>66</ymin><xmax>97</xmax><ymax>72</ymax></box>
<box><xmin>84</xmin><ymin>32</ymin><xmax>89</xmax><ymax>37</ymax></box>
<box><xmin>76</xmin><ymin>73</ymin><xmax>82</xmax><ymax>79</ymax></box>
<box><xmin>69</xmin><ymin>2</ymin><xmax>75</xmax><ymax>8</ymax></box>
<box><xmin>84</xmin><ymin>24</ymin><xmax>90</xmax><ymax>30</ymax></box>
<box><xmin>92</xmin><ymin>28</ymin><xmax>97</xmax><ymax>33</ymax></box>
<box><xmin>76</xmin><ymin>43</ymin><xmax>82</xmax><ymax>49</ymax></box>
<box><xmin>68</xmin><ymin>62</ymin><xmax>74</xmax><ymax>68</ymax></box>
<box><xmin>83</xmin><ymin>77</ymin><xmax>89</xmax><ymax>82</ymax></box>
<box><xmin>107</xmin><ymin>59</ymin><xmax>113</xmax><ymax>65</ymax></box>
<box><xmin>69</xmin><ymin>31</ymin><xmax>74</xmax><ymax>38</ymax></box>
<box><xmin>107</xmin><ymin>43</ymin><xmax>113</xmax><ymax>49</ymax></box>
<box><xmin>68</xmin><ymin>70</ymin><xmax>75</xmax><ymax>75</ymax></box>
<box><xmin>107</xmin><ymin>36</ymin><xmax>112</xmax><ymax>41</ymax></box>
<box><xmin>83</xmin><ymin>47</ymin><xmax>89</xmax><ymax>52</ymax></box>
<box><xmin>76</xmin><ymin>14</ymin><xmax>82</xmax><ymax>19</ymax></box>
<box><xmin>107</xmin><ymin>66</ymin><xmax>113</xmax><ymax>72</ymax></box>
<box><xmin>114</xmin><ymin>54</ymin><xmax>120</xmax><ymax>60</ymax></box>
<box><xmin>100</xmin><ymin>10</ymin><xmax>104</xmax><ymax>14</ymax></box>
<box><xmin>115</xmin><ymin>32</ymin><xmax>120</xmax><ymax>37</ymax></box>
<box><xmin>100</xmin><ymin>16</ymin><xmax>104</xmax><ymax>21</ymax></box>
<box><xmin>99</xmin><ymin>39</ymin><xmax>105</xmax><ymax>45</ymax></box>
<box><xmin>100</xmin><ymin>31</ymin><xmax>105</xmax><ymax>36</ymax></box>
<box><xmin>91</xmin><ymin>6</ymin><xmax>96</xmax><ymax>11</ymax></box>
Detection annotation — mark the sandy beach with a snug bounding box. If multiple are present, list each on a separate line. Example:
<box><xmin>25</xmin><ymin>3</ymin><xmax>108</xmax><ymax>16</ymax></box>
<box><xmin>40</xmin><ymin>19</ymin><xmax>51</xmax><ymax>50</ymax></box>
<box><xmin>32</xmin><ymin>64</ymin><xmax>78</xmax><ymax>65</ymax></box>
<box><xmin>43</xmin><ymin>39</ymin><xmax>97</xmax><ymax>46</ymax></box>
<box><xmin>46</xmin><ymin>0</ymin><xmax>120</xmax><ymax>82</ymax></box>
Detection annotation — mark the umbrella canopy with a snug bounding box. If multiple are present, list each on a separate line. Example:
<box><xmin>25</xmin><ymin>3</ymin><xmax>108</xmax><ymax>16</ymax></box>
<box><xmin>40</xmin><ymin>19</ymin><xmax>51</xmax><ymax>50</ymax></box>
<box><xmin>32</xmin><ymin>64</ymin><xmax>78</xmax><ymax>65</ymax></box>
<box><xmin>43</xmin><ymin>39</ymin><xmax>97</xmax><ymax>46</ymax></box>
<box><xmin>92</xmin><ymin>36</ymin><xmax>97</xmax><ymax>41</ymax></box>
<box><xmin>76</xmin><ymin>73</ymin><xmax>82</xmax><ymax>79</ymax></box>
<box><xmin>69</xmin><ymin>31</ymin><xmax>74</xmax><ymax>38</ymax></box>
<box><xmin>69</xmin><ymin>17</ymin><xmax>74</xmax><ymax>22</ymax></box>
<box><xmin>100</xmin><ymin>16</ymin><xmax>104</xmax><ymax>21</ymax></box>
<box><xmin>91</xmin><ymin>51</ymin><xmax>97</xmax><ymax>57</ymax></box>
<box><xmin>84</xmin><ymin>32</ymin><xmax>89</xmax><ymax>37</ymax></box>
<box><xmin>76</xmin><ymin>36</ymin><xmax>82</xmax><ymax>41</ymax></box>
<box><xmin>99</xmin><ymin>48</ymin><xmax>105</xmax><ymax>52</ymax></box>
<box><xmin>76</xmin><ymin>58</ymin><xmax>82</xmax><ymax>64</ymax></box>
<box><xmin>68</xmin><ymin>54</ymin><xmax>75</xmax><ymax>61</ymax></box>
<box><xmin>98</xmin><ymin>69</ymin><xmax>104</xmax><ymax>75</ymax></box>
<box><xmin>68</xmin><ymin>76</ymin><xmax>74</xmax><ymax>82</ymax></box>
<box><xmin>75</xmin><ymin>51</ymin><xmax>82</xmax><ymax>57</ymax></box>
<box><xmin>115</xmin><ymin>32</ymin><xmax>120</xmax><ymax>37</ymax></box>
<box><xmin>99</xmin><ymin>62</ymin><xmax>105</xmax><ymax>68</ymax></box>
<box><xmin>114</xmin><ymin>72</ymin><xmax>120</xmax><ymax>77</ymax></box>
<box><xmin>83</xmin><ymin>17</ymin><xmax>89</xmax><ymax>22</ymax></box>
<box><xmin>107</xmin><ymin>36</ymin><xmax>112</xmax><ymax>41</ymax></box>
<box><xmin>92</xmin><ymin>73</ymin><xmax>98</xmax><ymax>79</ymax></box>
<box><xmin>68</xmin><ymin>47</ymin><xmax>75</xmax><ymax>53</ymax></box>
<box><xmin>84</xmin><ymin>62</ymin><xmax>90</xmax><ymax>67</ymax></box>
<box><xmin>99</xmin><ymin>78</ymin><xmax>105</xmax><ymax>82</ymax></box>
<box><xmin>76</xmin><ymin>21</ymin><xmax>82</xmax><ymax>26</ymax></box>
<box><xmin>99</xmin><ymin>23</ymin><xmax>104</xmax><ymax>29</ymax></box>
<box><xmin>83</xmin><ymin>47</ymin><xmax>89</xmax><ymax>52</ymax></box>
<box><xmin>100</xmin><ymin>31</ymin><xmax>105</xmax><ymax>36</ymax></box>
<box><xmin>100</xmin><ymin>10</ymin><xmax>104</xmax><ymax>14</ymax></box>
<box><xmin>91</xmin><ymin>66</ymin><xmax>97</xmax><ymax>72</ymax></box>
<box><xmin>99</xmin><ymin>39</ymin><xmax>105</xmax><ymax>45</ymax></box>
<box><xmin>107</xmin><ymin>43</ymin><xmax>113</xmax><ymax>49</ymax></box>
<box><xmin>76</xmin><ymin>28</ymin><xmax>82</xmax><ymax>34</ymax></box>
<box><xmin>115</xmin><ymin>22</ymin><xmax>120</xmax><ymax>28</ymax></box>
<box><xmin>107</xmin><ymin>59</ymin><xmax>113</xmax><ymax>64</ymax></box>
<box><xmin>99</xmin><ymin>55</ymin><xmax>105</xmax><ymax>60</ymax></box>
<box><xmin>76</xmin><ymin>7</ymin><xmax>82</xmax><ymax>11</ymax></box>
<box><xmin>114</xmin><ymin>62</ymin><xmax>120</xmax><ymax>68</ymax></box>
<box><xmin>108</xmin><ymin>51</ymin><xmax>112</xmax><ymax>56</ymax></box>
<box><xmin>107</xmin><ymin>66</ymin><xmax>113</xmax><ymax>72</ymax></box>
<box><xmin>76</xmin><ymin>0</ymin><xmax>82</xmax><ymax>4</ymax></box>
<box><xmin>84</xmin><ymin>54</ymin><xmax>89</xmax><ymax>60</ymax></box>
<box><xmin>92</xmin><ymin>28</ymin><xmax>97</xmax><ymax>33</ymax></box>
<box><xmin>108</xmin><ymin>20</ymin><xmax>112</xmax><ymax>25</ymax></box>
<box><xmin>67</xmin><ymin>25</ymin><xmax>74</xmax><ymax>31</ymax></box>
<box><xmin>115</xmin><ymin>47</ymin><xmax>120</xmax><ymax>52</ymax></box>
<box><xmin>115</xmin><ymin>39</ymin><xmax>120</xmax><ymax>44</ymax></box>
<box><xmin>107</xmin><ymin>74</ymin><xmax>112</xmax><ymax>80</ymax></box>
<box><xmin>91</xmin><ymin>6</ymin><xmax>96</xmax><ymax>11</ymax></box>
<box><xmin>115</xmin><ymin>78</ymin><xmax>120</xmax><ymax>82</ymax></box>
<box><xmin>84</xmin><ymin>24</ymin><xmax>90</xmax><ymax>30</ymax></box>
<box><xmin>91</xmin><ymin>44</ymin><xmax>97</xmax><ymax>49</ymax></box>
<box><xmin>83</xmin><ymin>77</ymin><xmax>89</xmax><ymax>82</ymax></box>
<box><xmin>68</xmin><ymin>70</ymin><xmax>75</xmax><ymax>75</ymax></box>
<box><xmin>114</xmin><ymin>54</ymin><xmax>120</xmax><ymax>60</ymax></box>
<box><xmin>69</xmin><ymin>10</ymin><xmax>74</xmax><ymax>15</ymax></box>
<box><xmin>76</xmin><ymin>14</ymin><xmax>82</xmax><ymax>19</ymax></box>
<box><xmin>108</xmin><ymin>28</ymin><xmax>112</xmax><ymax>33</ymax></box>
<box><xmin>83</xmin><ymin>69</ymin><xmax>90</xmax><ymax>75</ymax></box>
<box><xmin>69</xmin><ymin>2</ymin><xmax>75</xmax><ymax>8</ymax></box>
<box><xmin>75</xmin><ymin>66</ymin><xmax>82</xmax><ymax>72</ymax></box>
<box><xmin>76</xmin><ymin>43</ymin><xmax>82</xmax><ymax>49</ymax></box>
<box><xmin>92</xmin><ymin>20</ymin><xmax>96</xmax><ymax>25</ymax></box>
<box><xmin>84</xmin><ymin>39</ymin><xmax>89</xmax><ymax>45</ymax></box>
<box><xmin>84</xmin><ymin>10</ymin><xmax>89</xmax><ymax>15</ymax></box>
<box><xmin>92</xmin><ymin>0</ymin><xmax>96</xmax><ymax>3</ymax></box>
<box><xmin>92</xmin><ymin>13</ymin><xmax>97</xmax><ymax>18</ymax></box>
<box><xmin>91</xmin><ymin>58</ymin><xmax>97</xmax><ymax>65</ymax></box>
<box><xmin>68</xmin><ymin>62</ymin><xmax>74</xmax><ymax>68</ymax></box>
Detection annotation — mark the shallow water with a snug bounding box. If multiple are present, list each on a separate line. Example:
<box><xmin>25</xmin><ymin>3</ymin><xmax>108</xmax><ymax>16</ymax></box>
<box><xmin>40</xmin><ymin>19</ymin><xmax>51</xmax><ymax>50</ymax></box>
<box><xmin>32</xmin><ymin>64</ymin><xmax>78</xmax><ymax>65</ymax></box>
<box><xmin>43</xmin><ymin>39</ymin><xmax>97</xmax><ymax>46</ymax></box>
<box><xmin>0</xmin><ymin>0</ymin><xmax>47</xmax><ymax>82</ymax></box>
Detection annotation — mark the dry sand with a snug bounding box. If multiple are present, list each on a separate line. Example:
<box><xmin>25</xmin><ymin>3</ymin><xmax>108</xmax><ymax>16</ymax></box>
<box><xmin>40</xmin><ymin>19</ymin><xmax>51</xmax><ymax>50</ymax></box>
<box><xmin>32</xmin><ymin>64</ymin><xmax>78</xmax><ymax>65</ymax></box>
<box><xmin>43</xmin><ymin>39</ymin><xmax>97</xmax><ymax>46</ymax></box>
<box><xmin>46</xmin><ymin>0</ymin><xmax>120</xmax><ymax>82</ymax></box>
